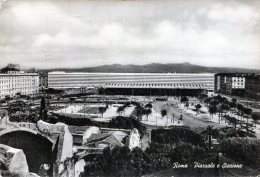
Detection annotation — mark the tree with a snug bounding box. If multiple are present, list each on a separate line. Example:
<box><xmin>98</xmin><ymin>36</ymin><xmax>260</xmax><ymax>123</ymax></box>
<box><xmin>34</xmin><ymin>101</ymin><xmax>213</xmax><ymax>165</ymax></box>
<box><xmin>237</xmin><ymin>104</ymin><xmax>244</xmax><ymax>118</ymax></box>
<box><xmin>244</xmin><ymin>108</ymin><xmax>252</xmax><ymax>116</ymax></box>
<box><xmin>99</xmin><ymin>106</ymin><xmax>108</xmax><ymax>118</ymax></box>
<box><xmin>117</xmin><ymin>106</ymin><xmax>125</xmax><ymax>116</ymax></box>
<box><xmin>179</xmin><ymin>114</ymin><xmax>183</xmax><ymax>120</ymax></box>
<box><xmin>83</xmin><ymin>146</ymin><xmax>151</xmax><ymax>177</ymax></box>
<box><xmin>69</xmin><ymin>97</ymin><xmax>75</xmax><ymax>104</ymax></box>
<box><xmin>224</xmin><ymin>128</ymin><xmax>255</xmax><ymax>138</ymax></box>
<box><xmin>237</xmin><ymin>103</ymin><xmax>243</xmax><ymax>110</ymax></box>
<box><xmin>217</xmin><ymin>104</ymin><xmax>224</xmax><ymax>123</ymax></box>
<box><xmin>144</xmin><ymin>108</ymin><xmax>152</xmax><ymax>121</ymax></box>
<box><xmin>47</xmin><ymin>114</ymin><xmax>93</xmax><ymax>126</ymax></box>
<box><xmin>131</xmin><ymin>147</ymin><xmax>149</xmax><ymax>176</ymax></box>
<box><xmin>135</xmin><ymin>105</ymin><xmax>144</xmax><ymax>121</ymax></box>
<box><xmin>169</xmin><ymin>143</ymin><xmax>206</xmax><ymax>164</ymax></box>
<box><xmin>201</xmin><ymin>125</ymin><xmax>216</xmax><ymax>151</ymax></box>
<box><xmin>252</xmin><ymin>112</ymin><xmax>260</xmax><ymax>126</ymax></box>
<box><xmin>243</xmin><ymin>108</ymin><xmax>252</xmax><ymax>131</ymax></box>
<box><xmin>221</xmin><ymin>103</ymin><xmax>230</xmax><ymax>116</ymax></box>
<box><xmin>231</xmin><ymin>98</ymin><xmax>237</xmax><ymax>104</ymax></box>
<box><xmin>43</xmin><ymin>110</ymin><xmax>48</xmax><ymax>120</ymax></box>
<box><xmin>102</xmin><ymin>147</ymin><xmax>112</xmax><ymax>174</ymax></box>
<box><xmin>229</xmin><ymin>101</ymin><xmax>237</xmax><ymax>113</ymax></box>
<box><xmin>195</xmin><ymin>104</ymin><xmax>202</xmax><ymax>113</ymax></box>
<box><xmin>210</xmin><ymin>100</ymin><xmax>219</xmax><ymax>107</ymax></box>
<box><xmin>185</xmin><ymin>102</ymin><xmax>189</xmax><ymax>109</ymax></box>
<box><xmin>40</xmin><ymin>97</ymin><xmax>47</xmax><ymax>120</ymax></box>
<box><xmin>219</xmin><ymin>95</ymin><xmax>228</xmax><ymax>103</ymax></box>
<box><xmin>224</xmin><ymin>116</ymin><xmax>240</xmax><ymax>130</ymax></box>
<box><xmin>151</xmin><ymin>127</ymin><xmax>205</xmax><ymax>146</ymax></box>
<box><xmin>161</xmin><ymin>109</ymin><xmax>167</xmax><ymax>118</ymax></box>
<box><xmin>108</xmin><ymin>116</ymin><xmax>133</xmax><ymax>130</ymax></box>
<box><xmin>202</xmin><ymin>125</ymin><xmax>213</xmax><ymax>151</ymax></box>
<box><xmin>5</xmin><ymin>95</ymin><xmax>11</xmax><ymax>101</ymax></box>
<box><xmin>198</xmin><ymin>94</ymin><xmax>208</xmax><ymax>102</ymax></box>
<box><xmin>145</xmin><ymin>103</ymin><xmax>152</xmax><ymax>109</ymax></box>
<box><xmin>107</xmin><ymin>116</ymin><xmax>146</xmax><ymax>136</ymax></box>
<box><xmin>220</xmin><ymin>138</ymin><xmax>260</xmax><ymax>168</ymax></box>
<box><xmin>209</xmin><ymin>105</ymin><xmax>217</xmax><ymax>117</ymax></box>
<box><xmin>204</xmin><ymin>97</ymin><xmax>212</xmax><ymax>107</ymax></box>
<box><xmin>180</xmin><ymin>96</ymin><xmax>189</xmax><ymax>103</ymax></box>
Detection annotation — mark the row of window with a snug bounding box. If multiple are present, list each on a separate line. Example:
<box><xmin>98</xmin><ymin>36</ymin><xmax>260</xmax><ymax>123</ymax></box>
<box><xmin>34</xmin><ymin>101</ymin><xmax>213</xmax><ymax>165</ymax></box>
<box><xmin>49</xmin><ymin>76</ymin><xmax>214</xmax><ymax>80</ymax></box>
<box><xmin>0</xmin><ymin>84</ymin><xmax>38</xmax><ymax>89</ymax></box>
<box><xmin>0</xmin><ymin>80</ymin><xmax>38</xmax><ymax>85</ymax></box>
<box><xmin>0</xmin><ymin>88</ymin><xmax>38</xmax><ymax>92</ymax></box>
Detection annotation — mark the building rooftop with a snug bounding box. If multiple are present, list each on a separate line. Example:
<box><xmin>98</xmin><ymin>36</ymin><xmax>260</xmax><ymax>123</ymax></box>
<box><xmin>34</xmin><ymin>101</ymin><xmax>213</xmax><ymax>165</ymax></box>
<box><xmin>104</xmin><ymin>83</ymin><xmax>209</xmax><ymax>89</ymax></box>
<box><xmin>48</xmin><ymin>71</ymin><xmax>215</xmax><ymax>76</ymax></box>
<box><xmin>85</xmin><ymin>132</ymin><xmax>126</xmax><ymax>147</ymax></box>
<box><xmin>246</xmin><ymin>75</ymin><xmax>260</xmax><ymax>80</ymax></box>
<box><xmin>215</xmin><ymin>73</ymin><xmax>255</xmax><ymax>77</ymax></box>
<box><xmin>0</xmin><ymin>73</ymin><xmax>39</xmax><ymax>76</ymax></box>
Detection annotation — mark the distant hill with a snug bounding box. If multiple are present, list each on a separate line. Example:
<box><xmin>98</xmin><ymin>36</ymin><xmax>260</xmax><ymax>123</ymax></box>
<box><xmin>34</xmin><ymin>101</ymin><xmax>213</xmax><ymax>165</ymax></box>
<box><xmin>39</xmin><ymin>63</ymin><xmax>260</xmax><ymax>74</ymax></box>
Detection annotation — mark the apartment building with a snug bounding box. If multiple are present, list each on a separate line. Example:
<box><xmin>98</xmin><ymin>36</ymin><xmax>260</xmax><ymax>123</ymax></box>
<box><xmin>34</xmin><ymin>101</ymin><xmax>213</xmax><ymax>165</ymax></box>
<box><xmin>0</xmin><ymin>72</ymin><xmax>39</xmax><ymax>98</ymax></box>
<box><xmin>215</xmin><ymin>73</ymin><xmax>255</xmax><ymax>96</ymax></box>
<box><xmin>245</xmin><ymin>75</ymin><xmax>260</xmax><ymax>100</ymax></box>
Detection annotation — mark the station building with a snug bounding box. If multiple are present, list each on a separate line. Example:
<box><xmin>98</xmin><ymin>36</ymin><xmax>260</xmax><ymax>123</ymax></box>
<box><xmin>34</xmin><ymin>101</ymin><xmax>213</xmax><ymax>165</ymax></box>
<box><xmin>48</xmin><ymin>72</ymin><xmax>215</xmax><ymax>96</ymax></box>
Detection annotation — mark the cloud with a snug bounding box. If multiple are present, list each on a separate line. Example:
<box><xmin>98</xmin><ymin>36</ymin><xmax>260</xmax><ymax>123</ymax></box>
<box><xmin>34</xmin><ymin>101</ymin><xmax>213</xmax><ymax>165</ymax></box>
<box><xmin>208</xmin><ymin>4</ymin><xmax>258</xmax><ymax>24</ymax></box>
<box><xmin>33</xmin><ymin>20</ymin><xmax>247</xmax><ymax>56</ymax></box>
<box><xmin>0</xmin><ymin>0</ymin><xmax>6</xmax><ymax>8</ymax></box>
<box><xmin>0</xmin><ymin>0</ymin><xmax>259</xmax><ymax>69</ymax></box>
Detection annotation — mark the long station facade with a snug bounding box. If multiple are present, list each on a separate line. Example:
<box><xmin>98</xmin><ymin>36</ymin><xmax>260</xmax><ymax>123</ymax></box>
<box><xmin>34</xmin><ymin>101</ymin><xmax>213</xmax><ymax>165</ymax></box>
<box><xmin>48</xmin><ymin>72</ymin><xmax>215</xmax><ymax>96</ymax></box>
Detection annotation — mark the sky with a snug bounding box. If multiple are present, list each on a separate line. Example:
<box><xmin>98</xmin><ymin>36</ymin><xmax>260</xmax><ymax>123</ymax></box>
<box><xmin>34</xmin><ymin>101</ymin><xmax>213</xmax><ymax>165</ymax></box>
<box><xmin>0</xmin><ymin>0</ymin><xmax>259</xmax><ymax>69</ymax></box>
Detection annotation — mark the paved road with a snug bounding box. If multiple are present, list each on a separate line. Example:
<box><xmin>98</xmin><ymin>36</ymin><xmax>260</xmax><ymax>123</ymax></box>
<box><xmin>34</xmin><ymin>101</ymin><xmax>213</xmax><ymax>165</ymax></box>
<box><xmin>150</xmin><ymin>100</ymin><xmax>224</xmax><ymax>132</ymax></box>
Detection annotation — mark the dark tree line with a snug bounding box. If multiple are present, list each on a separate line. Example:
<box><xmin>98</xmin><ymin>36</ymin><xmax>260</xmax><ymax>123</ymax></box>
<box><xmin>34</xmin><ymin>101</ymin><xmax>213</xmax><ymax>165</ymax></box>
<box><xmin>151</xmin><ymin>127</ymin><xmax>205</xmax><ymax>147</ymax></box>
<box><xmin>82</xmin><ymin>146</ymin><xmax>152</xmax><ymax>177</ymax></box>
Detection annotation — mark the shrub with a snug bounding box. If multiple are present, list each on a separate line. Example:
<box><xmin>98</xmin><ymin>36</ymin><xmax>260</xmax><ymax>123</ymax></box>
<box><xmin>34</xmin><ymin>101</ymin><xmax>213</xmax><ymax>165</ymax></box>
<box><xmin>252</xmin><ymin>112</ymin><xmax>260</xmax><ymax>126</ymax></box>
<box><xmin>169</xmin><ymin>143</ymin><xmax>206</xmax><ymax>164</ymax></box>
<box><xmin>161</xmin><ymin>109</ymin><xmax>167</xmax><ymax>117</ymax></box>
<box><xmin>47</xmin><ymin>114</ymin><xmax>93</xmax><ymax>126</ymax></box>
<box><xmin>83</xmin><ymin>146</ymin><xmax>150</xmax><ymax>177</ymax></box>
<box><xmin>151</xmin><ymin>127</ymin><xmax>205</xmax><ymax>147</ymax></box>
<box><xmin>180</xmin><ymin>96</ymin><xmax>188</xmax><ymax>103</ymax></box>
<box><xmin>220</xmin><ymin>137</ymin><xmax>260</xmax><ymax>168</ymax></box>
<box><xmin>108</xmin><ymin>116</ymin><xmax>146</xmax><ymax>136</ymax></box>
<box><xmin>145</xmin><ymin>143</ymin><xmax>172</xmax><ymax>171</ymax></box>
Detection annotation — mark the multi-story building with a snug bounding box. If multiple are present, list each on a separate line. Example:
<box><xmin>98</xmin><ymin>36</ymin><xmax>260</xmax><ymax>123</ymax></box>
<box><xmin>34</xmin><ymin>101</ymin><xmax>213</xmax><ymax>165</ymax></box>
<box><xmin>39</xmin><ymin>72</ymin><xmax>48</xmax><ymax>88</ymax></box>
<box><xmin>245</xmin><ymin>75</ymin><xmax>260</xmax><ymax>100</ymax></box>
<box><xmin>48</xmin><ymin>72</ymin><xmax>215</xmax><ymax>96</ymax></box>
<box><xmin>0</xmin><ymin>72</ymin><xmax>39</xmax><ymax>98</ymax></box>
<box><xmin>215</xmin><ymin>73</ymin><xmax>255</xmax><ymax>96</ymax></box>
<box><xmin>214</xmin><ymin>75</ymin><xmax>221</xmax><ymax>92</ymax></box>
<box><xmin>214</xmin><ymin>74</ymin><xmax>227</xmax><ymax>93</ymax></box>
<box><xmin>226</xmin><ymin>76</ymin><xmax>246</xmax><ymax>95</ymax></box>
